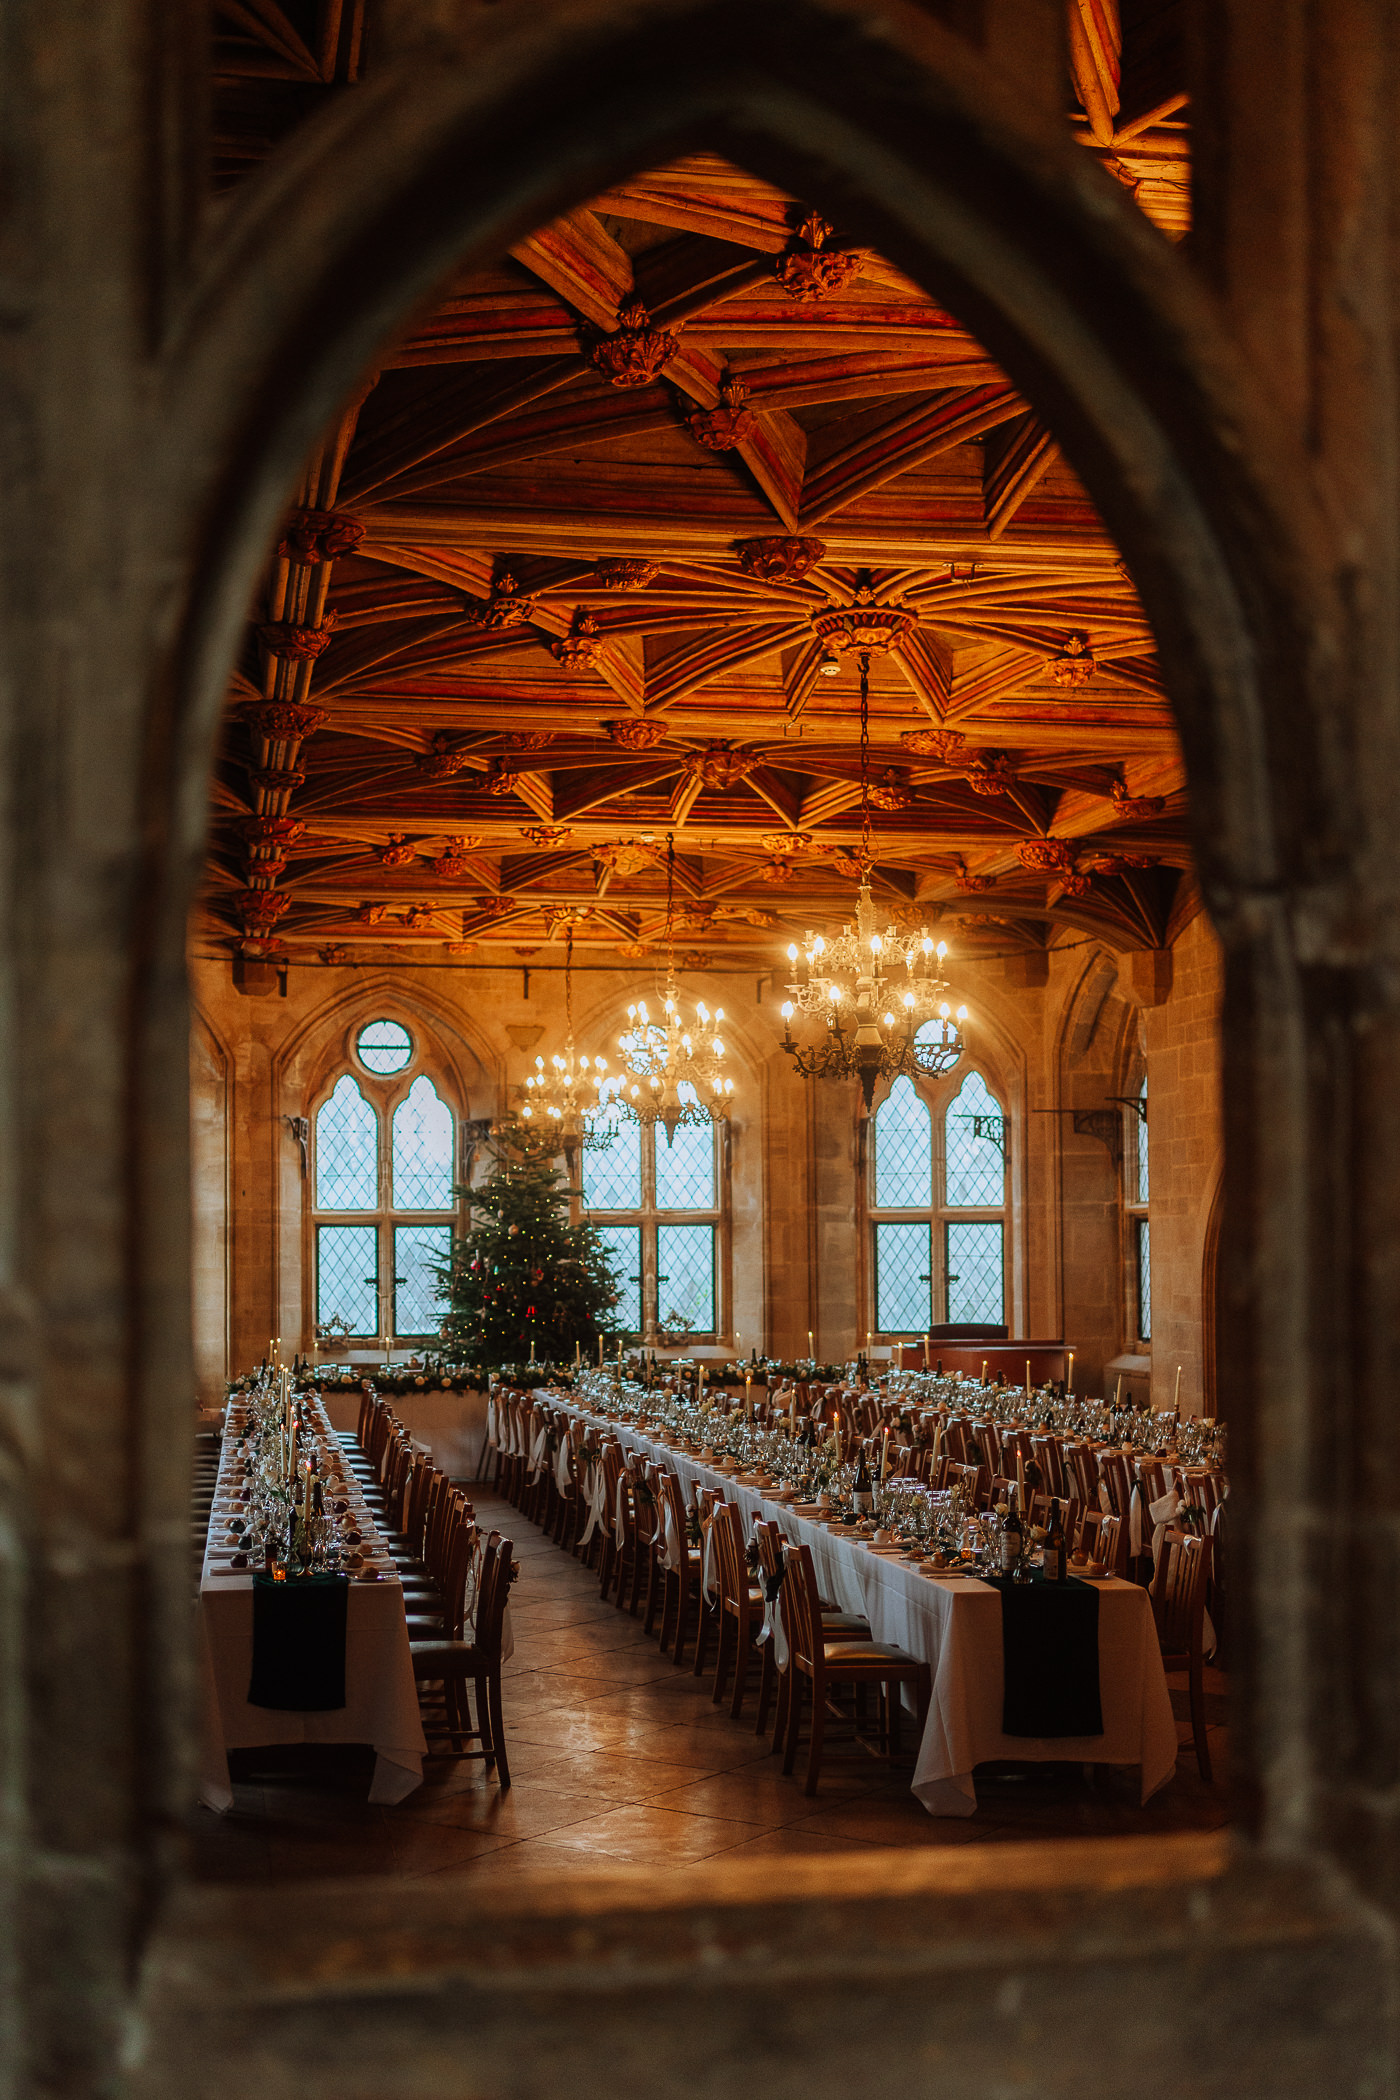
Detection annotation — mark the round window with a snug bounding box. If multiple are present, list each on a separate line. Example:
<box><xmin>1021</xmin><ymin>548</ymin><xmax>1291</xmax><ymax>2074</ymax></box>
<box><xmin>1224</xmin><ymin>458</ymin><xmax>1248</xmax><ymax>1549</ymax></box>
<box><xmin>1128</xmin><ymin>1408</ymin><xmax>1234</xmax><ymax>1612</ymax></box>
<box><xmin>356</xmin><ymin>1019</ymin><xmax>413</xmax><ymax>1075</ymax></box>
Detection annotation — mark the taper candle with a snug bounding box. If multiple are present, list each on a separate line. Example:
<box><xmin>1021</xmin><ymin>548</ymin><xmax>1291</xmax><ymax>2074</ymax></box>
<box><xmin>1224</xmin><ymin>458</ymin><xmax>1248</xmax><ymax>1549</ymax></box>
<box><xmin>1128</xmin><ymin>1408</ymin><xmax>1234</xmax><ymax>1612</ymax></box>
<box><xmin>1025</xmin><ymin>1359</ymin><xmax>1031</xmax><ymax>1396</ymax></box>
<box><xmin>1067</xmin><ymin>1349</ymin><xmax>1075</xmax><ymax>1396</ymax></box>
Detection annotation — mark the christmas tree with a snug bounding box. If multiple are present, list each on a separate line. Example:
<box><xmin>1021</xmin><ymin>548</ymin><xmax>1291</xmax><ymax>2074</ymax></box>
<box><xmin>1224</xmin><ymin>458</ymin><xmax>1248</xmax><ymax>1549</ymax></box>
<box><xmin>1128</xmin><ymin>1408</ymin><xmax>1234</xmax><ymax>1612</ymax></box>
<box><xmin>436</xmin><ymin>1120</ymin><xmax>625</xmax><ymax>1369</ymax></box>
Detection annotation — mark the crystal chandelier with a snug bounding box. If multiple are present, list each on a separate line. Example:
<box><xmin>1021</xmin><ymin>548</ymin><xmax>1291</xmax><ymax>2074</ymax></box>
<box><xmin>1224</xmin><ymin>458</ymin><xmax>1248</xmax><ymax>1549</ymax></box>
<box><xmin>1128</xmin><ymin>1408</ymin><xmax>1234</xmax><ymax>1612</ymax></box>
<box><xmin>518</xmin><ymin>922</ymin><xmax>616</xmax><ymax>1177</ymax></box>
<box><xmin>599</xmin><ymin>835</ymin><xmax>736</xmax><ymax>1143</ymax></box>
<box><xmin>777</xmin><ymin>652</ymin><xmax>968</xmax><ymax>1108</ymax></box>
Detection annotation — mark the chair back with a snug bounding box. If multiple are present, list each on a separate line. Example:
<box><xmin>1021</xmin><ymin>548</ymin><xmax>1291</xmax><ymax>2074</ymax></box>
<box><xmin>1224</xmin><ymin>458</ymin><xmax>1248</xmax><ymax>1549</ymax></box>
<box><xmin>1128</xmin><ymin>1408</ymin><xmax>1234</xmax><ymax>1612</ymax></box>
<box><xmin>473</xmin><ymin>1532</ymin><xmax>516</xmax><ymax>1663</ymax></box>
<box><xmin>1098</xmin><ymin>1449</ymin><xmax>1134</xmax><ymax>1519</ymax></box>
<box><xmin>783</xmin><ymin>1543</ymin><xmax>824</xmax><ymax>1672</ymax></box>
<box><xmin>1065</xmin><ymin>1441</ymin><xmax>1099</xmax><ymax>1507</ymax></box>
<box><xmin>1151</xmin><ymin>1526</ymin><xmax>1211</xmax><ymax>1653</ymax></box>
<box><xmin>975</xmin><ymin>1422</ymin><xmax>1002</xmax><ymax>1478</ymax></box>
<box><xmin>713</xmin><ymin>1502</ymin><xmax>750</xmax><ymax>1615</ymax></box>
<box><xmin>1030</xmin><ymin>1434</ymin><xmax>1066</xmax><ymax>1497</ymax></box>
<box><xmin>1099</xmin><ymin>1512</ymin><xmax>1125</xmax><ymax>1575</ymax></box>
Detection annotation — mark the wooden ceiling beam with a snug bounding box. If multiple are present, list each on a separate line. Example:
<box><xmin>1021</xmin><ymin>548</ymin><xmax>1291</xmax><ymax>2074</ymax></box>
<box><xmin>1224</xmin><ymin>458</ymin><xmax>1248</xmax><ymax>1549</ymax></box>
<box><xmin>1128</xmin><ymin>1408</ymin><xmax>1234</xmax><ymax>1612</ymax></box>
<box><xmin>984</xmin><ymin>413</ymin><xmax>1062</xmax><ymax>540</ymax></box>
<box><xmin>508</xmin><ymin>209</ymin><xmax>634</xmax><ymax>329</ymax></box>
<box><xmin>800</xmin><ymin>383</ymin><xmax>1025</xmax><ymax>528</ymax></box>
<box><xmin>343</xmin><ymin>360</ymin><xmax>581</xmax><ymax>500</ymax></box>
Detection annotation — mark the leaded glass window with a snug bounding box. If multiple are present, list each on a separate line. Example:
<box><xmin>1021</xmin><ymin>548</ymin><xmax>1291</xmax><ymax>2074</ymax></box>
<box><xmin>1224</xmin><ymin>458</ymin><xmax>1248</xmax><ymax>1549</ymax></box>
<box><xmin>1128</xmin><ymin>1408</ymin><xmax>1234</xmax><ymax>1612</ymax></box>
<box><xmin>946</xmin><ymin>1221</ymin><xmax>1004</xmax><ymax>1325</ymax></box>
<box><xmin>582</xmin><ymin>1123</ymin><xmax>724</xmax><ymax>1341</ymax></box>
<box><xmin>945</xmin><ymin>1071</ymin><xmax>1006</xmax><ymax>1208</ymax></box>
<box><xmin>657</xmin><ymin>1223</ymin><xmax>715</xmax><ymax>1335</ymax></box>
<box><xmin>1135</xmin><ymin>1078</ymin><xmax>1149</xmax><ymax>1203</ymax></box>
<box><xmin>583</xmin><ymin>1118</ymin><xmax>642</xmax><ymax>1210</ymax></box>
<box><xmin>875</xmin><ymin>1221</ymin><xmax>932</xmax><ymax>1332</ymax></box>
<box><xmin>392</xmin><ymin>1076</ymin><xmax>454</xmax><ymax>1209</ymax></box>
<box><xmin>394</xmin><ymin>1222</ymin><xmax>453</xmax><ymax>1338</ymax></box>
<box><xmin>874</xmin><ymin>1077</ymin><xmax>932</xmax><ymax>1208</ymax></box>
<box><xmin>1125</xmin><ymin>1077</ymin><xmax>1150</xmax><ymax>1346</ymax></box>
<box><xmin>1136</xmin><ymin>1218</ymin><xmax>1152</xmax><ymax>1340</ymax></box>
<box><xmin>316</xmin><ymin>1076</ymin><xmax>378</xmax><ymax>1211</ymax></box>
<box><xmin>868</xmin><ymin>1067</ymin><xmax>1007</xmax><ymax>1332</ymax></box>
<box><xmin>654</xmin><ymin>1120</ymin><xmax>715</xmax><ymax>1210</ymax></box>
<box><xmin>316</xmin><ymin>1224</ymin><xmax>378</xmax><ymax>1336</ymax></box>
<box><xmin>311</xmin><ymin>1040</ymin><xmax>460</xmax><ymax>1347</ymax></box>
<box><xmin>596</xmin><ymin>1224</ymin><xmax>643</xmax><ymax>1333</ymax></box>
<box><xmin>357</xmin><ymin>1019</ymin><xmax>413</xmax><ymax>1074</ymax></box>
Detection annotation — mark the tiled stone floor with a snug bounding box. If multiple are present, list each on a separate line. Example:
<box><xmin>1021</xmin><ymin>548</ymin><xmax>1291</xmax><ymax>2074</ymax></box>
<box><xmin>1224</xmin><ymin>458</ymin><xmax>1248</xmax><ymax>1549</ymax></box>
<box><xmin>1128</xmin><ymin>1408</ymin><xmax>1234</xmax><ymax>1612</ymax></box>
<box><xmin>188</xmin><ymin>1489</ymin><xmax>1229</xmax><ymax>1884</ymax></box>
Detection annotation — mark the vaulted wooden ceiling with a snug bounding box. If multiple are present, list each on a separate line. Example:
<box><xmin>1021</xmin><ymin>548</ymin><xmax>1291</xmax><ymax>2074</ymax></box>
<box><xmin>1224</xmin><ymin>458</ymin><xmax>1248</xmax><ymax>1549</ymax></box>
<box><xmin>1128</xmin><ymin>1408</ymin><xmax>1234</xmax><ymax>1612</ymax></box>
<box><xmin>204</xmin><ymin>2</ymin><xmax>1197</xmax><ymax>977</ymax></box>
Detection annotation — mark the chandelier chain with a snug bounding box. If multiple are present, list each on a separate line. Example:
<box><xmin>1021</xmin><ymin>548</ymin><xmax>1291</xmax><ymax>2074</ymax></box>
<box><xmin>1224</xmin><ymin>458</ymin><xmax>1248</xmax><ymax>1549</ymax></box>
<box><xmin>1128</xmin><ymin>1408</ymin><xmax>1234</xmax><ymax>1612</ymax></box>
<box><xmin>858</xmin><ymin>652</ymin><xmax>873</xmax><ymax>872</ymax></box>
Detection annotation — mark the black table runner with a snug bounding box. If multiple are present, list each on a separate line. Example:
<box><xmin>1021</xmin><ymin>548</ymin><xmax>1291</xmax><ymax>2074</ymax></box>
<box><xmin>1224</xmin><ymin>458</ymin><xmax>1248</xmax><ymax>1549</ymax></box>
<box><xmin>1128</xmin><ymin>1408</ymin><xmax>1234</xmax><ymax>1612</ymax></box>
<box><xmin>248</xmin><ymin>1572</ymin><xmax>349</xmax><ymax>1711</ymax></box>
<box><xmin>987</xmin><ymin>1573</ymin><xmax>1104</xmax><ymax>1738</ymax></box>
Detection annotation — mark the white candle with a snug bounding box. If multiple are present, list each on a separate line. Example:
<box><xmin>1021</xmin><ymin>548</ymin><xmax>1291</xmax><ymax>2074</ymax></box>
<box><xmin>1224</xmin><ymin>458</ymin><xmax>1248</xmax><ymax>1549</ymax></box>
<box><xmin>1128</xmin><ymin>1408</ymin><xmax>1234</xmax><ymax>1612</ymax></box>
<box><xmin>981</xmin><ymin>1358</ymin><xmax>987</xmax><ymax>1384</ymax></box>
<box><xmin>598</xmin><ymin>1337</ymin><xmax>603</xmax><ymax>1367</ymax></box>
<box><xmin>574</xmin><ymin>1339</ymin><xmax>581</xmax><ymax>1368</ymax></box>
<box><xmin>880</xmin><ymin>1427</ymin><xmax>890</xmax><ymax>1481</ymax></box>
<box><xmin>1114</xmin><ymin>1375</ymin><xmax>1123</xmax><ymax>1408</ymax></box>
<box><xmin>1174</xmin><ymin>1364</ymin><xmax>1182</xmax><ymax>1411</ymax></box>
<box><xmin>1067</xmin><ymin>1350</ymin><xmax>1075</xmax><ymax>1396</ymax></box>
<box><xmin>1025</xmin><ymin>1359</ymin><xmax>1031</xmax><ymax>1396</ymax></box>
<box><xmin>923</xmin><ymin>1334</ymin><xmax>930</xmax><ymax>1370</ymax></box>
<box><xmin>808</xmin><ymin>1329</ymin><xmax>814</xmax><ymax>1359</ymax></box>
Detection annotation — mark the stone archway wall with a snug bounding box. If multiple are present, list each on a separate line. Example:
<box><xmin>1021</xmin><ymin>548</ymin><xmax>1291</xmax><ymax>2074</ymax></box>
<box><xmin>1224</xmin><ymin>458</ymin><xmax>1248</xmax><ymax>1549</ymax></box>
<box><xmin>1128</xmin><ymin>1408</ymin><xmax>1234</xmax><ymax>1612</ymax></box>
<box><xmin>2</xmin><ymin>2</ymin><xmax>1394</xmax><ymax>2094</ymax></box>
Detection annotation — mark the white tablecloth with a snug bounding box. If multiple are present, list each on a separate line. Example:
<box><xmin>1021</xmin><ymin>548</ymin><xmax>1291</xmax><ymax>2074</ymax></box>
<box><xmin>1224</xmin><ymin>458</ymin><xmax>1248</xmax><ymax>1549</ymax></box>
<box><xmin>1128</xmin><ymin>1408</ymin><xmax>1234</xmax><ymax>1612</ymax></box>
<box><xmin>198</xmin><ymin>1399</ymin><xmax>427</xmax><ymax>1812</ymax></box>
<box><xmin>542</xmin><ymin>1392</ymin><xmax>1178</xmax><ymax>1815</ymax></box>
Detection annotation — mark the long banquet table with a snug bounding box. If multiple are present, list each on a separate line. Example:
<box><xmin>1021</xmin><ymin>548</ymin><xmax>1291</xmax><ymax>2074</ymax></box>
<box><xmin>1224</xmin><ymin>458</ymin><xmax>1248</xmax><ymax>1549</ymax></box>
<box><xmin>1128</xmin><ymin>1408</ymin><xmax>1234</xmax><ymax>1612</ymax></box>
<box><xmin>198</xmin><ymin>1396</ymin><xmax>427</xmax><ymax>1813</ymax></box>
<box><xmin>538</xmin><ymin>1388</ymin><xmax>1179</xmax><ymax>1816</ymax></box>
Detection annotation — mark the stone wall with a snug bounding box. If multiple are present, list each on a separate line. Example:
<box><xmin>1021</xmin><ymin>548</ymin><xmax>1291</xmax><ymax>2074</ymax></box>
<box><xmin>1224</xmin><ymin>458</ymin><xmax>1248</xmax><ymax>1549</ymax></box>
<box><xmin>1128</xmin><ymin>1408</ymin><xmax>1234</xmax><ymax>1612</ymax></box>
<box><xmin>1142</xmin><ymin>914</ymin><xmax>1225</xmax><ymax>1414</ymax></box>
<box><xmin>190</xmin><ymin>921</ymin><xmax>1217</xmax><ymax>1401</ymax></box>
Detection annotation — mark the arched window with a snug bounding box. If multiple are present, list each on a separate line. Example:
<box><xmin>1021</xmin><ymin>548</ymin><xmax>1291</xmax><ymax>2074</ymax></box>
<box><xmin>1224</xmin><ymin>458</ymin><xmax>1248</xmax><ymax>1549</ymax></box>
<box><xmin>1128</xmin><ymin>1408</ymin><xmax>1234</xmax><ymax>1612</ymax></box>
<box><xmin>1126</xmin><ymin>1075</ymin><xmax>1150</xmax><ymax>1341</ymax></box>
<box><xmin>311</xmin><ymin>1024</ymin><xmax>458</xmax><ymax>1346</ymax></box>
<box><xmin>869</xmin><ymin>1069</ymin><xmax>1008</xmax><ymax>1334</ymax></box>
<box><xmin>582</xmin><ymin>1116</ymin><xmax>724</xmax><ymax>1343</ymax></box>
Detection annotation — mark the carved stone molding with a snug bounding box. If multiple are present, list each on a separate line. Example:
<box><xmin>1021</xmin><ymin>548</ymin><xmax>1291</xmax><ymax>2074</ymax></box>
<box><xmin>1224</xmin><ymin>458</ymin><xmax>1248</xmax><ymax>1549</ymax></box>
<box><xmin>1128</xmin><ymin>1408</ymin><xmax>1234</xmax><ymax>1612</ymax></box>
<box><xmin>683</xmin><ymin>743</ymin><xmax>759</xmax><ymax>790</ymax></box>
<box><xmin>416</xmin><ymin>733</ymin><xmax>472</xmax><ymax>779</ymax></box>
<box><xmin>685</xmin><ymin>374</ymin><xmax>756</xmax><ymax>451</ymax></box>
<box><xmin>430</xmin><ymin>838</ymin><xmax>477</xmax><ymax>878</ymax></box>
<box><xmin>468</xmin><ymin>572</ymin><xmax>537</xmax><ymax>630</ymax></box>
<box><xmin>964</xmin><ymin>753</ymin><xmax>1018</xmax><ymax>796</ymax></box>
<box><xmin>1110</xmin><ymin>777</ymin><xmax>1166</xmax><ymax>820</ymax></box>
<box><xmin>551</xmin><ymin>612</ymin><xmax>603</xmax><ymax>670</ymax></box>
<box><xmin>519</xmin><ymin>824</ymin><xmax>573</xmax><ymax>846</ymax></box>
<box><xmin>594</xmin><ymin>559</ymin><xmax>659</xmax><ymax>589</ymax></box>
<box><xmin>256</xmin><ymin>615</ymin><xmax>336</xmax><ymax>661</ymax></box>
<box><xmin>247</xmin><ymin>764</ymin><xmax>306</xmax><ymax>797</ymax></box>
<box><xmin>1018</xmin><ymin>838</ymin><xmax>1076</xmax><ymax>875</ymax></box>
<box><xmin>1047</xmin><ymin>631</ymin><xmax>1097</xmax><ymax>686</ymax></box>
<box><xmin>375</xmin><ymin>835</ymin><xmax>416</xmax><ymax>866</ymax></box>
<box><xmin>602</xmin><ymin>716</ymin><xmax>669</xmax><ymax>750</ymax></box>
<box><xmin>736</xmin><ymin>534</ymin><xmax>826</xmax><ymax>583</ymax></box>
<box><xmin>774</xmin><ymin>213</ymin><xmax>863</xmax><ymax>302</ymax></box>
<box><xmin>235</xmin><ymin>888</ymin><xmax>290</xmax><ymax>933</ymax></box>
<box><xmin>241</xmin><ymin>701</ymin><xmax>326</xmax><ymax>745</ymax></box>
<box><xmin>900</xmin><ymin>727</ymin><xmax>965</xmax><ymax>761</ymax></box>
<box><xmin>277</xmin><ymin>507</ymin><xmax>365</xmax><ymax>564</ymax></box>
<box><xmin>584</xmin><ymin>301</ymin><xmax>680</xmax><ymax>387</ymax></box>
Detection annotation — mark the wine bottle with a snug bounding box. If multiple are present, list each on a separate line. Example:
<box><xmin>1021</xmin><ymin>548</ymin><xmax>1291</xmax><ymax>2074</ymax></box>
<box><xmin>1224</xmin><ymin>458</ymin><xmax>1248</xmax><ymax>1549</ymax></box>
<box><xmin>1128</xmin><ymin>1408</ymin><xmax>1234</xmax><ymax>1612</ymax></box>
<box><xmin>1000</xmin><ymin>1500</ymin><xmax>1023</xmax><ymax>1575</ymax></box>
<box><xmin>851</xmin><ymin>1445</ymin><xmax>875</xmax><ymax>1516</ymax></box>
<box><xmin>1045</xmin><ymin>1497</ymin><xmax>1067</xmax><ymax>1582</ymax></box>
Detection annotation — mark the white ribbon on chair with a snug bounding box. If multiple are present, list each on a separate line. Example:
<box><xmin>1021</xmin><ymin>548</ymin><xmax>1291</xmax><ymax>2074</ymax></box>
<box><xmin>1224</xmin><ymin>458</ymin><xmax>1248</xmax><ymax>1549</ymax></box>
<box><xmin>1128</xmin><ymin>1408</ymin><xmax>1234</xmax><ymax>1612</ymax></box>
<box><xmin>485</xmin><ymin>1395</ymin><xmax>498</xmax><ymax>1451</ymax></box>
<box><xmin>614</xmin><ymin>1473</ymin><xmax>630</xmax><ymax>1546</ymax></box>
<box><xmin>528</xmin><ymin>1422</ymin><xmax>549</xmax><ymax>1479</ymax></box>
<box><xmin>662</xmin><ymin>1497</ymin><xmax>682</xmax><ymax>1573</ymax></box>
<box><xmin>554</xmin><ymin>1436</ymin><xmax>573</xmax><ymax>1496</ymax></box>
<box><xmin>1129</xmin><ymin>1484</ymin><xmax>1145</xmax><ymax>1557</ymax></box>
<box><xmin>755</xmin><ymin>1562</ymin><xmax>789</xmax><ymax>1670</ymax></box>
<box><xmin>701</xmin><ymin>1517</ymin><xmax>719</xmax><ymax>1602</ymax></box>
<box><xmin>1148</xmin><ymin>1485</ymin><xmax>1179</xmax><ymax>1567</ymax></box>
<box><xmin>1098</xmin><ymin>1480</ymin><xmax>1114</xmax><ymax>1516</ymax></box>
<box><xmin>579</xmin><ymin>1460</ymin><xmax>607</xmax><ymax>1545</ymax></box>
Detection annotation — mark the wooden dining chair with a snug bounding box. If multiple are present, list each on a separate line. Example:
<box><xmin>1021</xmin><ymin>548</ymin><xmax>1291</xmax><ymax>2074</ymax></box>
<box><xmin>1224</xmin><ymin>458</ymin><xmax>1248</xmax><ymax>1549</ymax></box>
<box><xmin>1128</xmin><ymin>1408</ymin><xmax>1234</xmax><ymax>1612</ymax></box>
<box><xmin>1098</xmin><ymin>1512</ymin><xmax>1126</xmax><ymax>1576</ymax></box>
<box><xmin>709</xmin><ymin>1502</ymin><xmax>768</xmax><ymax>1718</ymax></box>
<box><xmin>410</xmin><ymin>1529</ymin><xmax>516</xmax><ymax>1787</ymax></box>
<box><xmin>646</xmin><ymin>1470</ymin><xmax>704</xmax><ymax>1665</ymax></box>
<box><xmin>1065</xmin><ymin>1441</ymin><xmax>1100</xmax><ymax>1509</ymax></box>
<box><xmin>690</xmin><ymin>1487</ymin><xmax>727</xmax><ymax>1678</ymax></box>
<box><xmin>780</xmin><ymin>1542</ymin><xmax>931</xmax><ymax>1797</ymax></box>
<box><xmin>1150</xmin><ymin>1526</ymin><xmax>1214</xmax><ymax>1781</ymax></box>
<box><xmin>1031</xmin><ymin>1433</ymin><xmax>1067</xmax><ymax>1497</ymax></box>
